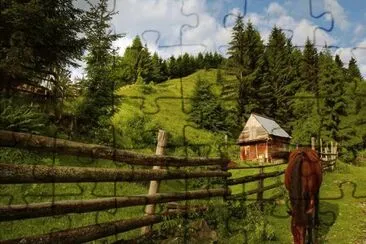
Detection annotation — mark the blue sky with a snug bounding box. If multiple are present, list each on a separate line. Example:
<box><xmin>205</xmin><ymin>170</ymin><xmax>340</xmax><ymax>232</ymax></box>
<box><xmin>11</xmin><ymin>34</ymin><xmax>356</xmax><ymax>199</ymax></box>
<box><xmin>72</xmin><ymin>0</ymin><xmax>366</xmax><ymax>79</ymax></box>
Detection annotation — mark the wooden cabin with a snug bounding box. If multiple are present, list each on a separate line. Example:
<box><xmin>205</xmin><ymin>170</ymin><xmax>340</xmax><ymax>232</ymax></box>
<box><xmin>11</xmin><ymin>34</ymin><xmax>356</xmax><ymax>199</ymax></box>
<box><xmin>237</xmin><ymin>113</ymin><xmax>291</xmax><ymax>162</ymax></box>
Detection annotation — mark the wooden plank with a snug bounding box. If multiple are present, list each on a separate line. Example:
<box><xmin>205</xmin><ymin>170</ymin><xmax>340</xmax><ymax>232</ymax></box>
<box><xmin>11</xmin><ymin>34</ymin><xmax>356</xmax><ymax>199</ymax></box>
<box><xmin>0</xmin><ymin>130</ymin><xmax>228</xmax><ymax>167</ymax></box>
<box><xmin>0</xmin><ymin>163</ymin><xmax>231</xmax><ymax>184</ymax></box>
<box><xmin>0</xmin><ymin>188</ymin><xmax>230</xmax><ymax>221</ymax></box>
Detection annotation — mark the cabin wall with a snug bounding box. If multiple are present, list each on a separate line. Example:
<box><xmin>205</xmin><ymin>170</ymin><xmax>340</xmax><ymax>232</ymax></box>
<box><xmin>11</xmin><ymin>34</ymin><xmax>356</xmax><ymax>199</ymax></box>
<box><xmin>240</xmin><ymin>142</ymin><xmax>267</xmax><ymax>161</ymax></box>
<box><xmin>240</xmin><ymin>138</ymin><xmax>290</xmax><ymax>162</ymax></box>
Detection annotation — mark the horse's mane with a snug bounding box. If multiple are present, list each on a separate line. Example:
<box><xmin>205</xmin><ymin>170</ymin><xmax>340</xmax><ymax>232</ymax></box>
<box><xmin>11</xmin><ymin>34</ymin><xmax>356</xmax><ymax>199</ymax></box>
<box><xmin>288</xmin><ymin>149</ymin><xmax>320</xmax><ymax>226</ymax></box>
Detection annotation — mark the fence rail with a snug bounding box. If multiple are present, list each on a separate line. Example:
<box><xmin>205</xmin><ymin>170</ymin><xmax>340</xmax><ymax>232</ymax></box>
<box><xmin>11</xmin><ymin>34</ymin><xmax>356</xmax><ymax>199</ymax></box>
<box><xmin>0</xmin><ymin>188</ymin><xmax>230</xmax><ymax>222</ymax></box>
<box><xmin>0</xmin><ymin>130</ymin><xmax>228</xmax><ymax>167</ymax></box>
<box><xmin>0</xmin><ymin>163</ymin><xmax>230</xmax><ymax>184</ymax></box>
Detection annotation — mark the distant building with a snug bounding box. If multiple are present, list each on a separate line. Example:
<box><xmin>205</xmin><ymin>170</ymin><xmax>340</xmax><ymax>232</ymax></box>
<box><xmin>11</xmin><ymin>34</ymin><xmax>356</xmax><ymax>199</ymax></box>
<box><xmin>237</xmin><ymin>113</ymin><xmax>291</xmax><ymax>162</ymax></box>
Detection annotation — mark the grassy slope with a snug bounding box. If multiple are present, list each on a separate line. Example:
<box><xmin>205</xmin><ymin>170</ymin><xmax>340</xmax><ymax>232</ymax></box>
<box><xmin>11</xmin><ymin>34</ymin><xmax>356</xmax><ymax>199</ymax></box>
<box><xmin>113</xmin><ymin>69</ymin><xmax>228</xmax><ymax>157</ymax></box>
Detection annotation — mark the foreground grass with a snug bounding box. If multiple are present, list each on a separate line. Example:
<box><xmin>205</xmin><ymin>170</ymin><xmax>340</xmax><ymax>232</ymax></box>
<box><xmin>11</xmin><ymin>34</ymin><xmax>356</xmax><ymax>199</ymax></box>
<box><xmin>265</xmin><ymin>161</ymin><xmax>366</xmax><ymax>244</ymax></box>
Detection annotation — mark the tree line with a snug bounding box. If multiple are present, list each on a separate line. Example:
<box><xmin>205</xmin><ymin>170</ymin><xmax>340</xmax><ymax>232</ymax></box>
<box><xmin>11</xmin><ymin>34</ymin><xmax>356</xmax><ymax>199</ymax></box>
<box><xmin>117</xmin><ymin>35</ymin><xmax>224</xmax><ymax>84</ymax></box>
<box><xmin>190</xmin><ymin>15</ymin><xmax>365</xmax><ymax>160</ymax></box>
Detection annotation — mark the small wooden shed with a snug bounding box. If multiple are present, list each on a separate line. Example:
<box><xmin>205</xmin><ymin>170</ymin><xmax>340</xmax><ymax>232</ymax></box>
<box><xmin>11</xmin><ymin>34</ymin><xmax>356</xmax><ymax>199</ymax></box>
<box><xmin>237</xmin><ymin>113</ymin><xmax>291</xmax><ymax>162</ymax></box>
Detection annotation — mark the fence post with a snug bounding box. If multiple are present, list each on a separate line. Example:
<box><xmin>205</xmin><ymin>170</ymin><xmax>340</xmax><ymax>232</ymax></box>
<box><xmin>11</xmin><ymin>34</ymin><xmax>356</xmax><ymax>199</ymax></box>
<box><xmin>257</xmin><ymin>165</ymin><xmax>264</xmax><ymax>211</ymax></box>
<box><xmin>320</xmin><ymin>139</ymin><xmax>323</xmax><ymax>156</ymax></box>
<box><xmin>311</xmin><ymin>137</ymin><xmax>316</xmax><ymax>150</ymax></box>
<box><xmin>331</xmin><ymin>141</ymin><xmax>335</xmax><ymax>171</ymax></box>
<box><xmin>141</xmin><ymin>130</ymin><xmax>168</xmax><ymax>234</ymax></box>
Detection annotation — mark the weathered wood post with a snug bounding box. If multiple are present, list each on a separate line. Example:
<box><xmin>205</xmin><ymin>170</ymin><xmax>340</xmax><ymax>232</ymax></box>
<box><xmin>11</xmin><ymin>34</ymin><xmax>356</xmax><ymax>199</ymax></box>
<box><xmin>311</xmin><ymin>137</ymin><xmax>316</xmax><ymax>150</ymax></box>
<box><xmin>141</xmin><ymin>130</ymin><xmax>168</xmax><ymax>234</ymax></box>
<box><xmin>330</xmin><ymin>141</ymin><xmax>336</xmax><ymax>171</ymax></box>
<box><xmin>320</xmin><ymin>139</ymin><xmax>323</xmax><ymax>156</ymax></box>
<box><xmin>257</xmin><ymin>164</ymin><xmax>264</xmax><ymax>211</ymax></box>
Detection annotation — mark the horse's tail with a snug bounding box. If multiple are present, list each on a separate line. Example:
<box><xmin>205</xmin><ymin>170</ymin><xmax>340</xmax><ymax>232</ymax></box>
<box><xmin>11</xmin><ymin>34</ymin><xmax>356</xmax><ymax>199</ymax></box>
<box><xmin>289</xmin><ymin>151</ymin><xmax>307</xmax><ymax>225</ymax></box>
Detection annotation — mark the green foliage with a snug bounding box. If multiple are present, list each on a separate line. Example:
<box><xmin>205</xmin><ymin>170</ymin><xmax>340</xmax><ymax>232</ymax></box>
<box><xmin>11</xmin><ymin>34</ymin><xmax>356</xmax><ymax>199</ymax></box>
<box><xmin>318</xmin><ymin>49</ymin><xmax>347</xmax><ymax>141</ymax></box>
<box><xmin>264</xmin><ymin>27</ymin><xmax>295</xmax><ymax>130</ymax></box>
<box><xmin>227</xmin><ymin>17</ymin><xmax>265</xmax><ymax>121</ymax></box>
<box><xmin>0</xmin><ymin>98</ymin><xmax>47</xmax><ymax>134</ymax></box>
<box><xmin>189</xmin><ymin>77</ymin><xmax>229</xmax><ymax>133</ymax></box>
<box><xmin>114</xmin><ymin>112</ymin><xmax>160</xmax><ymax>149</ymax></box>
<box><xmin>78</xmin><ymin>0</ymin><xmax>123</xmax><ymax>138</ymax></box>
<box><xmin>0</xmin><ymin>0</ymin><xmax>86</xmax><ymax>89</ymax></box>
<box><xmin>300</xmin><ymin>38</ymin><xmax>319</xmax><ymax>93</ymax></box>
<box><xmin>290</xmin><ymin>91</ymin><xmax>321</xmax><ymax>145</ymax></box>
<box><xmin>203</xmin><ymin>201</ymin><xmax>276</xmax><ymax>243</ymax></box>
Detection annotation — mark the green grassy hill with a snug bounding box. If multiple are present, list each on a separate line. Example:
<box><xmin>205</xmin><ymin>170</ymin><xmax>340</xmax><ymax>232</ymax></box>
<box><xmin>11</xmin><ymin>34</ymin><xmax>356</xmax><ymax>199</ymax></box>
<box><xmin>113</xmin><ymin>69</ymin><xmax>239</xmax><ymax>159</ymax></box>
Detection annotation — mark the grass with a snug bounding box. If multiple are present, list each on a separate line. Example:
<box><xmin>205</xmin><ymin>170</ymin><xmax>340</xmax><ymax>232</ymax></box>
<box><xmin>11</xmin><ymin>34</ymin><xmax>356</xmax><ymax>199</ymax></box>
<box><xmin>265</xmin><ymin>160</ymin><xmax>366</xmax><ymax>244</ymax></box>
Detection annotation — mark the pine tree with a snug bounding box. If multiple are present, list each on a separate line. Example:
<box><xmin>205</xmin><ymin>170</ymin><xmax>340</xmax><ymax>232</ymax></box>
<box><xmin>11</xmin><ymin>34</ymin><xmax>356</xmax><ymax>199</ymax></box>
<box><xmin>122</xmin><ymin>36</ymin><xmax>144</xmax><ymax>83</ymax></box>
<box><xmin>150</xmin><ymin>52</ymin><xmax>161</xmax><ymax>83</ymax></box>
<box><xmin>347</xmin><ymin>57</ymin><xmax>363</xmax><ymax>80</ymax></box>
<box><xmin>227</xmin><ymin>17</ymin><xmax>264</xmax><ymax>121</ymax></box>
<box><xmin>190</xmin><ymin>77</ymin><xmax>228</xmax><ymax>132</ymax></box>
<box><xmin>196</xmin><ymin>53</ymin><xmax>204</xmax><ymax>69</ymax></box>
<box><xmin>335</xmin><ymin>54</ymin><xmax>343</xmax><ymax>68</ymax></box>
<box><xmin>0</xmin><ymin>0</ymin><xmax>86</xmax><ymax>92</ymax></box>
<box><xmin>300</xmin><ymin>38</ymin><xmax>319</xmax><ymax>93</ymax></box>
<box><xmin>159</xmin><ymin>58</ymin><xmax>169</xmax><ymax>81</ymax></box>
<box><xmin>318</xmin><ymin>49</ymin><xmax>347</xmax><ymax>141</ymax></box>
<box><xmin>139</xmin><ymin>45</ymin><xmax>153</xmax><ymax>83</ymax></box>
<box><xmin>168</xmin><ymin>56</ymin><xmax>178</xmax><ymax>78</ymax></box>
<box><xmin>264</xmin><ymin>26</ymin><xmax>295</xmax><ymax>130</ymax></box>
<box><xmin>80</xmin><ymin>0</ymin><xmax>122</xmax><ymax>134</ymax></box>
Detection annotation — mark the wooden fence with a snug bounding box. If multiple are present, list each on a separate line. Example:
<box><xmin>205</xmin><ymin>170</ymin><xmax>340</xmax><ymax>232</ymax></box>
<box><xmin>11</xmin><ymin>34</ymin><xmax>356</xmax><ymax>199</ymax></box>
<box><xmin>0</xmin><ymin>131</ymin><xmax>339</xmax><ymax>243</ymax></box>
<box><xmin>224</xmin><ymin>137</ymin><xmax>339</xmax><ymax>211</ymax></box>
<box><xmin>0</xmin><ymin>130</ymin><xmax>231</xmax><ymax>243</ymax></box>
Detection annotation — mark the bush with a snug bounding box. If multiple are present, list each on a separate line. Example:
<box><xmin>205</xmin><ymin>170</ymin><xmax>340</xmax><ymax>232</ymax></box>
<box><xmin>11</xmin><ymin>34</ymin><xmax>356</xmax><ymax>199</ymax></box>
<box><xmin>0</xmin><ymin>98</ymin><xmax>47</xmax><ymax>134</ymax></box>
<box><xmin>114</xmin><ymin>113</ymin><xmax>160</xmax><ymax>149</ymax></box>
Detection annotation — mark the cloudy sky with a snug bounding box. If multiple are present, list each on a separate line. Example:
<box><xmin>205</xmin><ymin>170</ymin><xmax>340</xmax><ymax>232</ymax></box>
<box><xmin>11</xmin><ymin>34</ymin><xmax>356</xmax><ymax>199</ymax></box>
<box><xmin>72</xmin><ymin>0</ymin><xmax>366</xmax><ymax>79</ymax></box>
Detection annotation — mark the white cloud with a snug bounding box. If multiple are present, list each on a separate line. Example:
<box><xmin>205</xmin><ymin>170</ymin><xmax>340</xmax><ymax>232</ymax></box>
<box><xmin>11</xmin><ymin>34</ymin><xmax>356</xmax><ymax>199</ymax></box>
<box><xmin>266</xmin><ymin>2</ymin><xmax>287</xmax><ymax>16</ymax></box>
<box><xmin>323</xmin><ymin>0</ymin><xmax>349</xmax><ymax>31</ymax></box>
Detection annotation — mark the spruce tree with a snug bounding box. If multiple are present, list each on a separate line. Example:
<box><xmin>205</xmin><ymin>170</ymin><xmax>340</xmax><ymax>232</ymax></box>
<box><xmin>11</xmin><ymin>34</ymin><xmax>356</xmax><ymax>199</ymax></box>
<box><xmin>262</xmin><ymin>26</ymin><xmax>294</xmax><ymax>129</ymax></box>
<box><xmin>227</xmin><ymin>17</ymin><xmax>264</xmax><ymax>121</ymax></box>
<box><xmin>168</xmin><ymin>56</ymin><xmax>178</xmax><ymax>78</ymax></box>
<box><xmin>196</xmin><ymin>53</ymin><xmax>204</xmax><ymax>69</ymax></box>
<box><xmin>0</xmin><ymin>0</ymin><xmax>85</xmax><ymax>92</ymax></box>
<box><xmin>122</xmin><ymin>36</ymin><xmax>144</xmax><ymax>83</ymax></box>
<box><xmin>80</xmin><ymin>0</ymin><xmax>122</xmax><ymax>134</ymax></box>
<box><xmin>190</xmin><ymin>77</ymin><xmax>228</xmax><ymax>132</ymax></box>
<box><xmin>318</xmin><ymin>49</ymin><xmax>347</xmax><ymax>141</ymax></box>
<box><xmin>139</xmin><ymin>45</ymin><xmax>153</xmax><ymax>83</ymax></box>
<box><xmin>300</xmin><ymin>38</ymin><xmax>319</xmax><ymax>93</ymax></box>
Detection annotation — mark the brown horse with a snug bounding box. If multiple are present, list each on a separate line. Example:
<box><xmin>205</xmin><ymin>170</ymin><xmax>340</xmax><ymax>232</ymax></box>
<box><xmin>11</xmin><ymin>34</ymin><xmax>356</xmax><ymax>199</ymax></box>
<box><xmin>285</xmin><ymin>149</ymin><xmax>323</xmax><ymax>244</ymax></box>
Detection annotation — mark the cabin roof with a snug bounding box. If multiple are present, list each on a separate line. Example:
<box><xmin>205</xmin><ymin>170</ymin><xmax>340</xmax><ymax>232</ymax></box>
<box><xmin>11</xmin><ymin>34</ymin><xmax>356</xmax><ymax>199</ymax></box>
<box><xmin>252</xmin><ymin>114</ymin><xmax>291</xmax><ymax>139</ymax></box>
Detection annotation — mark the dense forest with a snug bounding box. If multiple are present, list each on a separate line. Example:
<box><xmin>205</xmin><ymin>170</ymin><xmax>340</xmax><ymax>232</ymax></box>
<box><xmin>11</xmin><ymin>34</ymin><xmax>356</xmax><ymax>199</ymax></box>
<box><xmin>1</xmin><ymin>0</ymin><xmax>365</xmax><ymax>161</ymax></box>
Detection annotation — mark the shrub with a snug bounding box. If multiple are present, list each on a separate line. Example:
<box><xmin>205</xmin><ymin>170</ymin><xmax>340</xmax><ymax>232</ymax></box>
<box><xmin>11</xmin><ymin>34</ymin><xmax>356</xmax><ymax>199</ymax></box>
<box><xmin>0</xmin><ymin>98</ymin><xmax>47</xmax><ymax>134</ymax></box>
